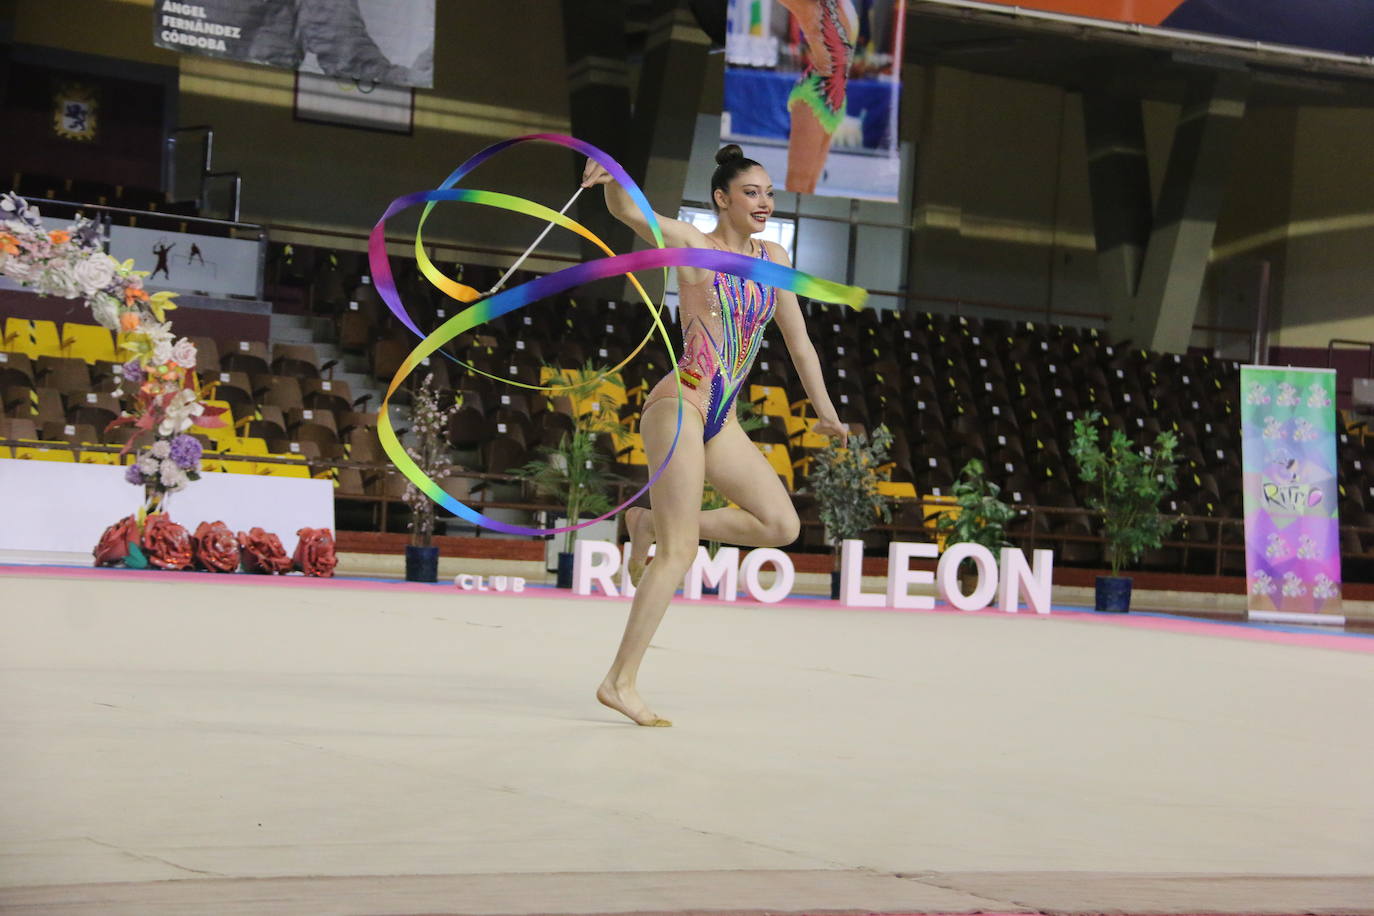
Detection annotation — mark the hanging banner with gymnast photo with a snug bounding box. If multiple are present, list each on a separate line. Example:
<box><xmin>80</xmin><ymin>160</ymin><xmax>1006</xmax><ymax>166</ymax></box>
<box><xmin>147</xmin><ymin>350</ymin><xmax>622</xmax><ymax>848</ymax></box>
<box><xmin>152</xmin><ymin>0</ymin><xmax>435</xmax><ymax>88</ymax></box>
<box><xmin>723</xmin><ymin>0</ymin><xmax>907</xmax><ymax>201</ymax></box>
<box><xmin>1240</xmin><ymin>366</ymin><xmax>1342</xmax><ymax>618</ymax></box>
<box><xmin>916</xmin><ymin>1</ymin><xmax>1374</xmax><ymax>60</ymax></box>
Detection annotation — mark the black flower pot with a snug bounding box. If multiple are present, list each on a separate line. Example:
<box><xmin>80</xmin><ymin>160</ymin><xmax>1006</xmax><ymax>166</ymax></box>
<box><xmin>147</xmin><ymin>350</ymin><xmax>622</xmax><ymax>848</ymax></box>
<box><xmin>1095</xmin><ymin>575</ymin><xmax>1132</xmax><ymax>612</ymax></box>
<box><xmin>556</xmin><ymin>551</ymin><xmax>575</xmax><ymax>588</ymax></box>
<box><xmin>830</xmin><ymin>570</ymin><xmax>841</xmax><ymax>600</ymax></box>
<box><xmin>405</xmin><ymin>545</ymin><xmax>439</xmax><ymax>583</ymax></box>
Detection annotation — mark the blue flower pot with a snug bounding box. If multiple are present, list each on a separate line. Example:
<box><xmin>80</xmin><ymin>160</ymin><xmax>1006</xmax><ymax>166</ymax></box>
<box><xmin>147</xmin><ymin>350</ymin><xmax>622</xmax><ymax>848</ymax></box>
<box><xmin>1095</xmin><ymin>575</ymin><xmax>1132</xmax><ymax>612</ymax></box>
<box><xmin>405</xmin><ymin>545</ymin><xmax>439</xmax><ymax>583</ymax></box>
<box><xmin>556</xmin><ymin>551</ymin><xmax>575</xmax><ymax>589</ymax></box>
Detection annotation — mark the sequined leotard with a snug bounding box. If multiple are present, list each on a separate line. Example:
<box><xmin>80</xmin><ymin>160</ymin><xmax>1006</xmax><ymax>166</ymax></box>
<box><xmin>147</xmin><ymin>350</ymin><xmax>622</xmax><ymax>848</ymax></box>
<box><xmin>786</xmin><ymin>0</ymin><xmax>856</xmax><ymax>135</ymax></box>
<box><xmin>641</xmin><ymin>239</ymin><xmax>778</xmax><ymax>441</ymax></box>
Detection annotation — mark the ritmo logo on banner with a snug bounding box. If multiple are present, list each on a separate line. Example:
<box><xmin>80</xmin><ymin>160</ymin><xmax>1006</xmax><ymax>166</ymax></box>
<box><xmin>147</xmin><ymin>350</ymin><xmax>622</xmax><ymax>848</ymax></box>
<box><xmin>573</xmin><ymin>539</ymin><xmax>1054</xmax><ymax>613</ymax></box>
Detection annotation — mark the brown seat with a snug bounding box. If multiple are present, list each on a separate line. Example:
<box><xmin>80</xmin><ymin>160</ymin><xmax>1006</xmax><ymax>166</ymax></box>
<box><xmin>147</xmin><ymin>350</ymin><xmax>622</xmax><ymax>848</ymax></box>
<box><xmin>301</xmin><ymin>377</ymin><xmax>357</xmax><ymax>414</ymax></box>
<box><xmin>190</xmin><ymin>336</ymin><xmax>221</xmax><ymax>375</ymax></box>
<box><xmin>102</xmin><ymin>424</ymin><xmax>143</xmax><ymax>447</ymax></box>
<box><xmin>447</xmin><ymin>406</ymin><xmax>487</xmax><ymax>450</ymax></box>
<box><xmin>288</xmin><ymin>408</ymin><xmax>337</xmax><ymax>435</ymax></box>
<box><xmin>260</xmin><ymin>376</ymin><xmax>305</xmax><ymax>412</ymax></box>
<box><xmin>206</xmin><ymin>370</ymin><xmax>256</xmax><ymax>419</ymax></box>
<box><xmin>480</xmin><ymin>435</ymin><xmax>527</xmax><ymax>475</ymax></box>
<box><xmin>334</xmin><ymin>466</ymin><xmax>370</xmax><ymax>497</ymax></box>
<box><xmin>345</xmin><ymin>427</ymin><xmax>385</xmax><ymax>465</ymax></box>
<box><xmin>292</xmin><ymin>421</ymin><xmax>340</xmax><ymax>450</ymax></box>
<box><xmin>272</xmin><ymin>343</ymin><xmax>332</xmax><ymax>379</ymax></box>
<box><xmin>337</xmin><ymin>308</ymin><xmax>375</xmax><ymax>352</ymax></box>
<box><xmin>220</xmin><ymin>339</ymin><xmax>270</xmax><ymax>375</ymax></box>
<box><xmin>91</xmin><ymin>361</ymin><xmax>124</xmax><ymax>392</ymax></box>
<box><xmin>243</xmin><ymin>418</ymin><xmax>287</xmax><ymax>441</ymax></box>
<box><xmin>0</xmin><ymin>417</ymin><xmax>38</xmax><ymax>440</ymax></box>
<box><xmin>1</xmin><ymin>385</ymin><xmax>34</xmax><ymax>416</ymax></box>
<box><xmin>34</xmin><ymin>356</ymin><xmax>91</xmax><ymax>394</ymax></box>
<box><xmin>269</xmin><ymin>439</ymin><xmax>323</xmax><ymax>461</ymax></box>
<box><xmin>0</xmin><ymin>352</ymin><xmax>34</xmax><ymax>389</ymax></box>
<box><xmin>22</xmin><ymin>387</ymin><xmax>68</xmax><ymax>424</ymax></box>
<box><xmin>337</xmin><ymin>410</ymin><xmax>376</xmax><ymax>436</ymax></box>
<box><xmin>371</xmin><ymin>340</ymin><xmax>409</xmax><ymax>382</ymax></box>
<box><xmin>40</xmin><ymin>421</ymin><xmax>99</xmax><ymax>445</ymax></box>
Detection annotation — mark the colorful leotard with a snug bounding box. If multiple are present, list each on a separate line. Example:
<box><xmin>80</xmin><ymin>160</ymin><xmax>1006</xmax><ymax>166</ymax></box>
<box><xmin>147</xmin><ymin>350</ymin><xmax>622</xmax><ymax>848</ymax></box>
<box><xmin>787</xmin><ymin>0</ymin><xmax>855</xmax><ymax>135</ymax></box>
<box><xmin>642</xmin><ymin>240</ymin><xmax>777</xmax><ymax>441</ymax></box>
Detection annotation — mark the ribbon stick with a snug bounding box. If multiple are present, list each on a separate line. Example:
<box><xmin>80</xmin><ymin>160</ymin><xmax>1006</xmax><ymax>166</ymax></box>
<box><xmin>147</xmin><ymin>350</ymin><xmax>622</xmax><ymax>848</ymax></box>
<box><xmin>486</xmin><ymin>185</ymin><xmax>584</xmax><ymax>295</ymax></box>
<box><xmin>369</xmin><ymin>133</ymin><xmax>866</xmax><ymax>538</ymax></box>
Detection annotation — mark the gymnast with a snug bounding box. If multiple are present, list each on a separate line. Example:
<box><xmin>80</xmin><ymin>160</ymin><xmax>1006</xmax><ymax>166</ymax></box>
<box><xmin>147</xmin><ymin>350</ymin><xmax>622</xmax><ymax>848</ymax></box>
<box><xmin>581</xmin><ymin>144</ymin><xmax>850</xmax><ymax>727</ymax></box>
<box><xmin>780</xmin><ymin>0</ymin><xmax>858</xmax><ymax>193</ymax></box>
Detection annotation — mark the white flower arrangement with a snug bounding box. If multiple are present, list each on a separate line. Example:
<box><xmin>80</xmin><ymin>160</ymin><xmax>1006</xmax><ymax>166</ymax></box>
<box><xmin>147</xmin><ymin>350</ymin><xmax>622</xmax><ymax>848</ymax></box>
<box><xmin>1</xmin><ymin>192</ymin><xmax>225</xmax><ymax>516</ymax></box>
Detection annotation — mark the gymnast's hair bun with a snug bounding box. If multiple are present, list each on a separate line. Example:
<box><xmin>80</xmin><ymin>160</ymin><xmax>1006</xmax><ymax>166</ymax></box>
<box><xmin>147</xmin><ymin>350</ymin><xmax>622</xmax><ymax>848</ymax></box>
<box><xmin>715</xmin><ymin>144</ymin><xmax>745</xmax><ymax>165</ymax></box>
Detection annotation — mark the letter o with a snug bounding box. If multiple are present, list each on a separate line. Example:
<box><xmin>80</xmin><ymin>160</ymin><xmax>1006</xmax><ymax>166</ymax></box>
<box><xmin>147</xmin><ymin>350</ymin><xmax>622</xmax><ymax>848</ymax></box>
<box><xmin>936</xmin><ymin>543</ymin><xmax>998</xmax><ymax>611</ymax></box>
<box><xmin>740</xmin><ymin>548</ymin><xmax>794</xmax><ymax>604</ymax></box>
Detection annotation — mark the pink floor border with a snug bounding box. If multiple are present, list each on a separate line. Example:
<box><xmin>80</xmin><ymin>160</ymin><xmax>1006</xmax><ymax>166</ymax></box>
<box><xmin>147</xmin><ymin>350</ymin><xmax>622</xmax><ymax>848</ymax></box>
<box><xmin>2</xmin><ymin>563</ymin><xmax>1370</xmax><ymax>655</ymax></box>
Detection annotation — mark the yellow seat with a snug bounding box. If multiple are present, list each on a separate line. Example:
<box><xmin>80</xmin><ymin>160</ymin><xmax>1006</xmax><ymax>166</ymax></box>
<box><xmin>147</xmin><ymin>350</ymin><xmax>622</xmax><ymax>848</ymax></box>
<box><xmin>612</xmin><ymin>431</ymin><xmax>648</xmax><ymax>466</ymax></box>
<box><xmin>13</xmin><ymin>442</ymin><xmax>75</xmax><ymax>462</ymax></box>
<box><xmin>749</xmin><ymin>385</ymin><xmax>792</xmax><ymax>418</ymax></box>
<box><xmin>78</xmin><ymin>450</ymin><xmax>120</xmax><ymax>465</ymax></box>
<box><xmin>757</xmin><ymin>441</ymin><xmax>794</xmax><ymax>491</ymax></box>
<box><xmin>923</xmin><ymin>494</ymin><xmax>958</xmax><ymax>549</ymax></box>
<box><xmin>219</xmin><ymin>459</ymin><xmax>258</xmax><ymax>475</ymax></box>
<box><xmin>0</xmin><ymin>446</ymin><xmax>10</xmax><ymax>459</ymax></box>
<box><xmin>193</xmin><ymin>400</ymin><xmax>236</xmax><ymax>443</ymax></box>
<box><xmin>3</xmin><ymin>319</ymin><xmax>63</xmax><ymax>359</ymax></box>
<box><xmin>233</xmin><ymin>436</ymin><xmax>270</xmax><ymax>457</ymax></box>
<box><xmin>61</xmin><ymin>323</ymin><xmax>117</xmax><ymax>364</ymax></box>
<box><xmin>260</xmin><ymin>457</ymin><xmax>311</xmax><ymax>478</ymax></box>
<box><xmin>877</xmin><ymin>480</ymin><xmax>917</xmax><ymax>499</ymax></box>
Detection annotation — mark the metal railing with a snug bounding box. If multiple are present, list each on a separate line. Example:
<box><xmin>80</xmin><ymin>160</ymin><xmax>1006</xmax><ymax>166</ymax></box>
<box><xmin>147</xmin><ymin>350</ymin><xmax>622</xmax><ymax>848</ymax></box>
<box><xmin>7</xmin><ymin>437</ymin><xmax>1372</xmax><ymax>580</ymax></box>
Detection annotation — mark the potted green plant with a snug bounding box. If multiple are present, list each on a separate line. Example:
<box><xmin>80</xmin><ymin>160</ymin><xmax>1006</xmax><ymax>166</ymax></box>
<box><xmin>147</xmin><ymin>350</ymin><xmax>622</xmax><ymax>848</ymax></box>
<box><xmin>402</xmin><ymin>373</ymin><xmax>460</xmax><ymax>582</ymax></box>
<box><xmin>808</xmin><ymin>425</ymin><xmax>894</xmax><ymax>599</ymax></box>
<box><xmin>1069</xmin><ymin>410</ymin><xmax>1181</xmax><ymax>612</ymax></box>
<box><xmin>935</xmin><ymin>458</ymin><xmax>1016</xmax><ymax>592</ymax></box>
<box><xmin>515</xmin><ymin>362</ymin><xmax>626</xmax><ymax>587</ymax></box>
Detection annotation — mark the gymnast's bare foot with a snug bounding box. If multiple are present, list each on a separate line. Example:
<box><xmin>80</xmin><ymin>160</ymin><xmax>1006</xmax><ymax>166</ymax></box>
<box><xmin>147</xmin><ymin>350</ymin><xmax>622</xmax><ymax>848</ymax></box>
<box><xmin>597</xmin><ymin>677</ymin><xmax>671</xmax><ymax>727</ymax></box>
<box><xmin>625</xmin><ymin>507</ymin><xmax>655</xmax><ymax>587</ymax></box>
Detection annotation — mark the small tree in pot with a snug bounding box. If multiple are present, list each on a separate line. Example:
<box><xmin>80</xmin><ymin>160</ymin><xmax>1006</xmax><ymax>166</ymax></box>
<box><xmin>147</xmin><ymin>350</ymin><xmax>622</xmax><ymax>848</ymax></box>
<box><xmin>515</xmin><ymin>362</ymin><xmax>625</xmax><ymax>587</ymax></box>
<box><xmin>935</xmin><ymin>458</ymin><xmax>1016</xmax><ymax>593</ymax></box>
<box><xmin>808</xmin><ymin>425</ymin><xmax>894</xmax><ymax>598</ymax></box>
<box><xmin>1069</xmin><ymin>410</ymin><xmax>1181</xmax><ymax>611</ymax></box>
<box><xmin>402</xmin><ymin>373</ymin><xmax>460</xmax><ymax>582</ymax></box>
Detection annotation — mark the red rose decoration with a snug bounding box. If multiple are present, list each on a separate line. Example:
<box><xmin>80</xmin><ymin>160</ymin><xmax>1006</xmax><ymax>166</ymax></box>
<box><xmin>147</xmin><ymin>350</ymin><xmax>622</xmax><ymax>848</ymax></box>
<box><xmin>143</xmin><ymin>515</ymin><xmax>193</xmax><ymax>570</ymax></box>
<box><xmin>193</xmin><ymin>521</ymin><xmax>241</xmax><ymax>573</ymax></box>
<box><xmin>238</xmin><ymin>527</ymin><xmax>293</xmax><ymax>574</ymax></box>
<box><xmin>293</xmin><ymin>527</ymin><xmax>338</xmax><ymax>577</ymax></box>
<box><xmin>93</xmin><ymin>515</ymin><xmax>140</xmax><ymax>567</ymax></box>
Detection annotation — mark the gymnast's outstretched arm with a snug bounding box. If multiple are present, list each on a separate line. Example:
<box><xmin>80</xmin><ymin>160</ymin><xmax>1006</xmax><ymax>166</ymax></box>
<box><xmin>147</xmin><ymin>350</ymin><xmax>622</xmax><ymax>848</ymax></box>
<box><xmin>580</xmin><ymin>159</ymin><xmax>709</xmax><ymax>250</ymax></box>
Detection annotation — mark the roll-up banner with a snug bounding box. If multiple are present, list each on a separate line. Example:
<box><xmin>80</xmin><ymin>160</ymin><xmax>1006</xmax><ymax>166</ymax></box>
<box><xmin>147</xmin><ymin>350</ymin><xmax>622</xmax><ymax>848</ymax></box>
<box><xmin>1240</xmin><ymin>366</ymin><xmax>1343</xmax><ymax>621</ymax></box>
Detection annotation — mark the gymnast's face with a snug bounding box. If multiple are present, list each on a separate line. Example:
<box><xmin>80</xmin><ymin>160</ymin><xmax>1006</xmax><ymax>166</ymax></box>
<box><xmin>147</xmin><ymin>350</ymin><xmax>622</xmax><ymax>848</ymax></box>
<box><xmin>715</xmin><ymin>166</ymin><xmax>775</xmax><ymax>235</ymax></box>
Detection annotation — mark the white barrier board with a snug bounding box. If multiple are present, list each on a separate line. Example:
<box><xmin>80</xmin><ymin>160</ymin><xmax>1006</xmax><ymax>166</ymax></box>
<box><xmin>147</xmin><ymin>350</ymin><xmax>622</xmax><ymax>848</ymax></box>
<box><xmin>0</xmin><ymin>461</ymin><xmax>333</xmax><ymax>560</ymax></box>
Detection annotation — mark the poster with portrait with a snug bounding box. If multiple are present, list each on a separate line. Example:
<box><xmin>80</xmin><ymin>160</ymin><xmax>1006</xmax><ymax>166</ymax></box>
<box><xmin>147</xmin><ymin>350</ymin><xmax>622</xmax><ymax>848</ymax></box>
<box><xmin>152</xmin><ymin>0</ymin><xmax>435</xmax><ymax>89</ymax></box>
<box><xmin>722</xmin><ymin>0</ymin><xmax>907</xmax><ymax>201</ymax></box>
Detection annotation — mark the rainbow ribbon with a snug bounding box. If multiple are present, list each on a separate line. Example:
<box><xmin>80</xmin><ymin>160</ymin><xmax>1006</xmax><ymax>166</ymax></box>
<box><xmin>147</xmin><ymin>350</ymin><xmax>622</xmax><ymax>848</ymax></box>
<box><xmin>369</xmin><ymin>133</ymin><xmax>866</xmax><ymax>537</ymax></box>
